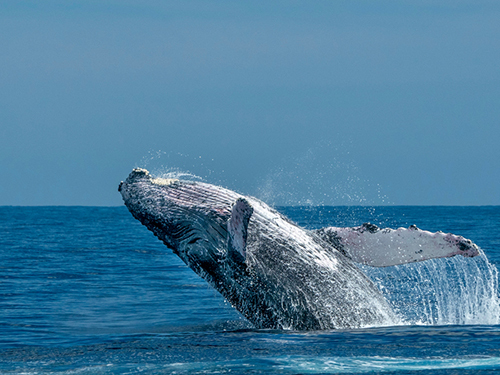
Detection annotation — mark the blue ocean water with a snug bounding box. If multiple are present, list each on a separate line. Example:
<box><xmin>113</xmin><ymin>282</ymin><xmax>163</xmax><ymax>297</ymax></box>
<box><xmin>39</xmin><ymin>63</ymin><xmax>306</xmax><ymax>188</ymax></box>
<box><xmin>1</xmin><ymin>206</ymin><xmax>500</xmax><ymax>374</ymax></box>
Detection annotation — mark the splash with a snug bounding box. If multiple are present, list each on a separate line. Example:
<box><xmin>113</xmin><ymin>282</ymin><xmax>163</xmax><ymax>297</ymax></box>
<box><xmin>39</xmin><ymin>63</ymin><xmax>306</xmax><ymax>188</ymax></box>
<box><xmin>360</xmin><ymin>252</ymin><xmax>500</xmax><ymax>325</ymax></box>
<box><xmin>136</xmin><ymin>150</ymin><xmax>236</xmax><ymax>189</ymax></box>
<box><xmin>154</xmin><ymin>169</ymin><xmax>203</xmax><ymax>182</ymax></box>
<box><xmin>256</xmin><ymin>141</ymin><xmax>390</xmax><ymax>207</ymax></box>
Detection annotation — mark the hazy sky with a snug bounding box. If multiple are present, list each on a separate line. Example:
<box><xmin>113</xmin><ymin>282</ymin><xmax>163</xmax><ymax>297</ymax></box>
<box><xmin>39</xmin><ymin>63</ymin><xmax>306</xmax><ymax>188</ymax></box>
<box><xmin>2</xmin><ymin>1</ymin><xmax>499</xmax><ymax>206</ymax></box>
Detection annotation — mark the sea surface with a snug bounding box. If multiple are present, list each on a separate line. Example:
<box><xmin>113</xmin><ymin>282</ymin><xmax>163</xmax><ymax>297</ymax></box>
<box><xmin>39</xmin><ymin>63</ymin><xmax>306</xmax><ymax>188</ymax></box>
<box><xmin>1</xmin><ymin>205</ymin><xmax>500</xmax><ymax>374</ymax></box>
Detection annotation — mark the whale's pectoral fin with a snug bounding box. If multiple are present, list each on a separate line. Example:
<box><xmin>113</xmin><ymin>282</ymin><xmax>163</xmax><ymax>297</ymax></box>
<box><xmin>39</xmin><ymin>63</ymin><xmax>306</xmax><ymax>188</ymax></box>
<box><xmin>227</xmin><ymin>198</ymin><xmax>253</xmax><ymax>264</ymax></box>
<box><xmin>315</xmin><ymin>223</ymin><xmax>480</xmax><ymax>267</ymax></box>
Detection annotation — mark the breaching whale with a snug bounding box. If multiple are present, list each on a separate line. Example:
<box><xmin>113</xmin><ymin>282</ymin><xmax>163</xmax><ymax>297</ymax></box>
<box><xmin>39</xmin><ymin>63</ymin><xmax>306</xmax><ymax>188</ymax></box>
<box><xmin>119</xmin><ymin>168</ymin><xmax>480</xmax><ymax>330</ymax></box>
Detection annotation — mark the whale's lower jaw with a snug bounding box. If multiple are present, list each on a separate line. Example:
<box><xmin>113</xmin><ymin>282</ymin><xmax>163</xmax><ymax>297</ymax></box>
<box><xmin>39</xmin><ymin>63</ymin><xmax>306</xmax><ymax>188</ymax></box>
<box><xmin>119</xmin><ymin>169</ymin><xmax>398</xmax><ymax>330</ymax></box>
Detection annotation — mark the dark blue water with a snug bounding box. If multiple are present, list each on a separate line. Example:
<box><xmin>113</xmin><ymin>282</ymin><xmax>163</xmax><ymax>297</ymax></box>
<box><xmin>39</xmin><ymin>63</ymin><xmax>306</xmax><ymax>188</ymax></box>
<box><xmin>1</xmin><ymin>206</ymin><xmax>500</xmax><ymax>374</ymax></box>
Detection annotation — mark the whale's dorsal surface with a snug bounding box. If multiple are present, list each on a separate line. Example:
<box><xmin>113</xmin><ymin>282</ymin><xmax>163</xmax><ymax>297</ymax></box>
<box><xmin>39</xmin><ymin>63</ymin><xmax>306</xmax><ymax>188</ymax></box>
<box><xmin>314</xmin><ymin>223</ymin><xmax>480</xmax><ymax>267</ymax></box>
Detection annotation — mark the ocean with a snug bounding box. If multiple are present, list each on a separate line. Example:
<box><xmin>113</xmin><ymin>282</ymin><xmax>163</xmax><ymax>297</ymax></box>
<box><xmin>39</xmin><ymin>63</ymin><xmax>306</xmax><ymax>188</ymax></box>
<box><xmin>1</xmin><ymin>205</ymin><xmax>499</xmax><ymax>374</ymax></box>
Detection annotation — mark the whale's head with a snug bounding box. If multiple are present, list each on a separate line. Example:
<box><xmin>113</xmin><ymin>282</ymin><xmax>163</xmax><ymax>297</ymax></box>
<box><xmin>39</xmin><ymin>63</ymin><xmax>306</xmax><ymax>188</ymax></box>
<box><xmin>119</xmin><ymin>168</ymin><xmax>240</xmax><ymax>281</ymax></box>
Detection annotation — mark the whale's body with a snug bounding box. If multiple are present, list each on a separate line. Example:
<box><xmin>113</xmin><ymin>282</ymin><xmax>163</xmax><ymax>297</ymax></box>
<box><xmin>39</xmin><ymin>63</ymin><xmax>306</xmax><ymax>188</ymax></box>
<box><xmin>119</xmin><ymin>169</ymin><xmax>479</xmax><ymax>330</ymax></box>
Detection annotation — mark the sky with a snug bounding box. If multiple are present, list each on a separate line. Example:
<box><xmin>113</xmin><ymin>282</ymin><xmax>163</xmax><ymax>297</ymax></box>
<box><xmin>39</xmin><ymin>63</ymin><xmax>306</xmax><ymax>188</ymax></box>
<box><xmin>1</xmin><ymin>0</ymin><xmax>499</xmax><ymax>206</ymax></box>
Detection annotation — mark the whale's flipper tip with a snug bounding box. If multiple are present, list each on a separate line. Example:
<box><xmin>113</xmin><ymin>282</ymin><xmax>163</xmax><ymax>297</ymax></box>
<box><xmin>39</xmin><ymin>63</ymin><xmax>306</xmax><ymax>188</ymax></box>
<box><xmin>227</xmin><ymin>198</ymin><xmax>253</xmax><ymax>264</ymax></box>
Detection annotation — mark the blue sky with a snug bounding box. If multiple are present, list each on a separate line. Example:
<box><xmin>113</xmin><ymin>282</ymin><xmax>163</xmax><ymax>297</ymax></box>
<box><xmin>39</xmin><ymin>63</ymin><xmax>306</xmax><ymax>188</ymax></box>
<box><xmin>1</xmin><ymin>1</ymin><xmax>499</xmax><ymax>206</ymax></box>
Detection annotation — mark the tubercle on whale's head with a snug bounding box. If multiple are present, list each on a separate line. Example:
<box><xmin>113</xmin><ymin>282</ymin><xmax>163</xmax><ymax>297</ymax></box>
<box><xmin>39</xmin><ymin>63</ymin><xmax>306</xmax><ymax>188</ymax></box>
<box><xmin>119</xmin><ymin>168</ymin><xmax>230</xmax><ymax>274</ymax></box>
<box><xmin>122</xmin><ymin>168</ymin><xmax>178</xmax><ymax>186</ymax></box>
<box><xmin>119</xmin><ymin>168</ymin><xmax>179</xmax><ymax>206</ymax></box>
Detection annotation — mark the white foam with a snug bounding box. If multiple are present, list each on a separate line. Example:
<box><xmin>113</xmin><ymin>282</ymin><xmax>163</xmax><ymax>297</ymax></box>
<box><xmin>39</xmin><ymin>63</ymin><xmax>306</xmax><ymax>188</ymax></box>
<box><xmin>151</xmin><ymin>177</ymin><xmax>179</xmax><ymax>186</ymax></box>
<box><xmin>360</xmin><ymin>253</ymin><xmax>500</xmax><ymax>325</ymax></box>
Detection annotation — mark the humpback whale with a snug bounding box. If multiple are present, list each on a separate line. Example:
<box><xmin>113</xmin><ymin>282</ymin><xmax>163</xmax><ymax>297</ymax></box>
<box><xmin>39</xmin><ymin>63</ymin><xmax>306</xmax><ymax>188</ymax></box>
<box><xmin>119</xmin><ymin>168</ymin><xmax>480</xmax><ymax>330</ymax></box>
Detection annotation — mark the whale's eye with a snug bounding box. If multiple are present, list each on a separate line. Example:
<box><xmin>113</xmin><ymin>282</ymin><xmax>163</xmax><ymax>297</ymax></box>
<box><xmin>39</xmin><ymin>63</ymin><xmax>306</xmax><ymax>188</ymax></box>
<box><xmin>188</xmin><ymin>237</ymin><xmax>201</xmax><ymax>245</ymax></box>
